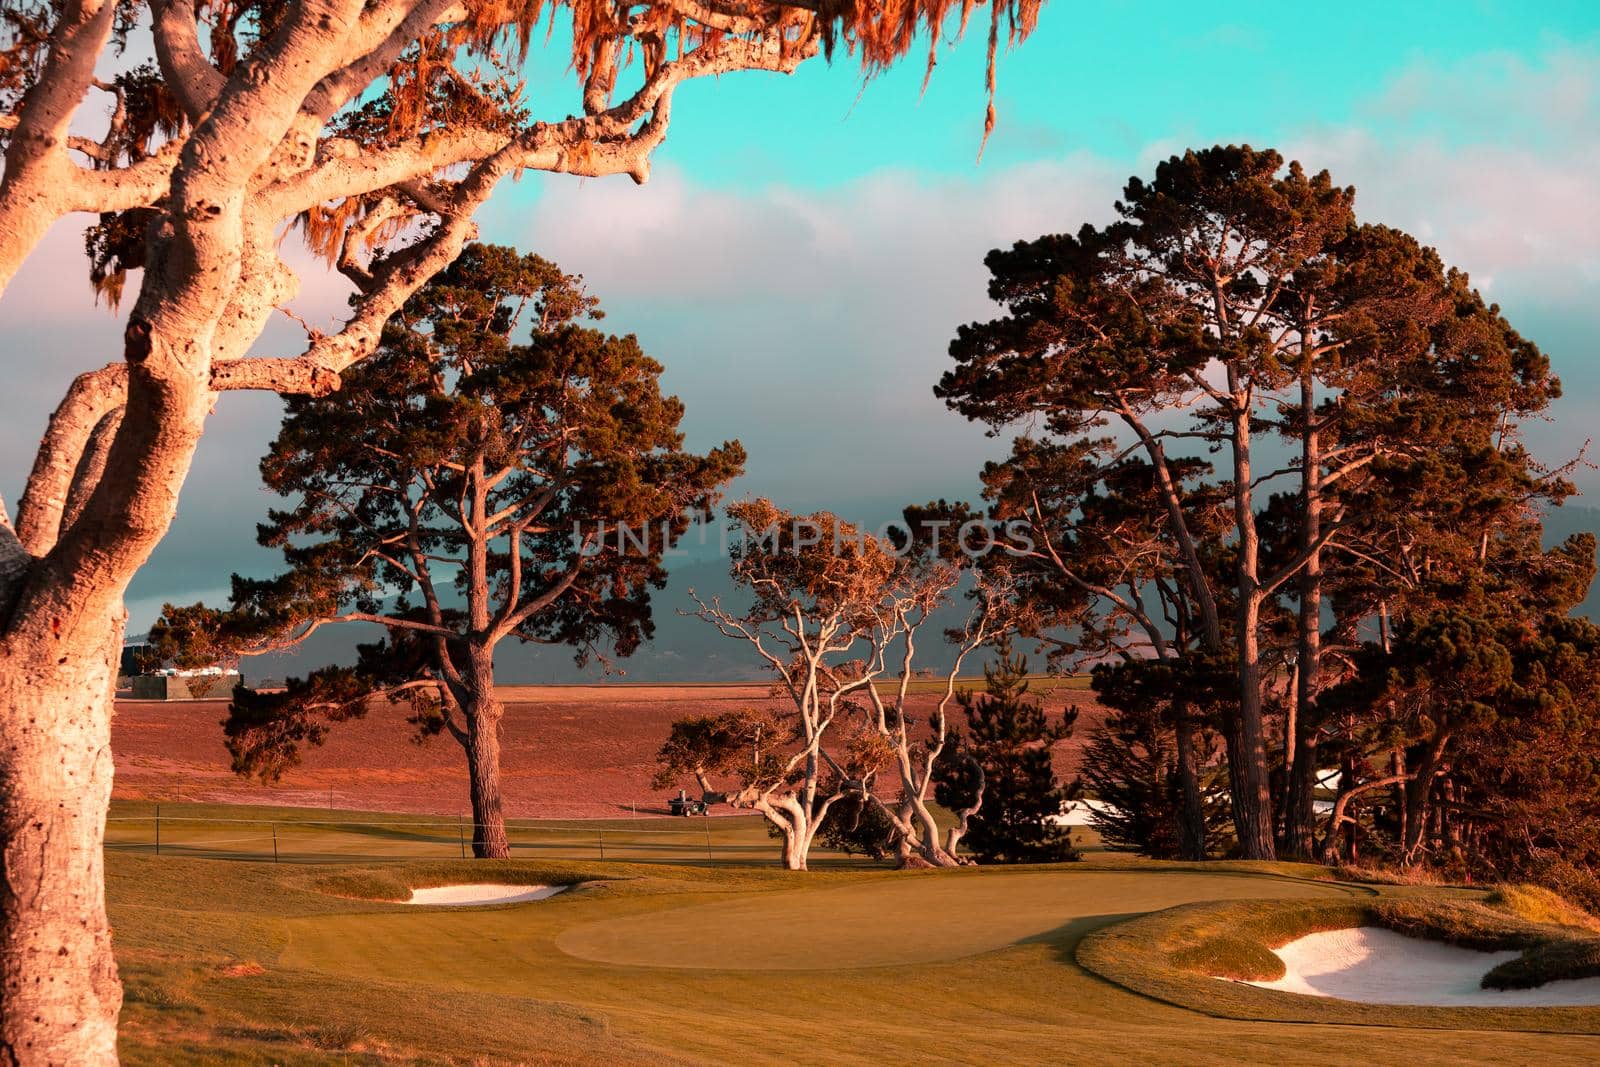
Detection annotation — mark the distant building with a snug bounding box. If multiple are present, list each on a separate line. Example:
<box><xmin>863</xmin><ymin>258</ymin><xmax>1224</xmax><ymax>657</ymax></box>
<box><xmin>129</xmin><ymin>666</ymin><xmax>241</xmax><ymax>700</ymax></box>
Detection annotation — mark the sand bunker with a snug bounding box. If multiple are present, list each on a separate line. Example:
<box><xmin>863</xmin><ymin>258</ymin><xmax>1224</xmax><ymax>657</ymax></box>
<box><xmin>405</xmin><ymin>883</ymin><xmax>569</xmax><ymax>906</ymax></box>
<box><xmin>1245</xmin><ymin>927</ymin><xmax>1600</xmax><ymax>1007</ymax></box>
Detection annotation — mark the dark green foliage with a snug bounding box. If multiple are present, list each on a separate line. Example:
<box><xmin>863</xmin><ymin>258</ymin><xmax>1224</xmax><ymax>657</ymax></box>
<box><xmin>651</xmin><ymin>708</ymin><xmax>789</xmax><ymax>794</ymax></box>
<box><xmin>1079</xmin><ymin>659</ymin><xmax>1232</xmax><ymax>859</ymax></box>
<box><xmin>152</xmin><ymin>244</ymin><xmax>742</xmax><ymax>781</ymax></box>
<box><xmin>814</xmin><ymin>795</ymin><xmax>900</xmax><ymax>861</ymax></box>
<box><xmin>936</xmin><ymin>141</ymin><xmax>1584</xmax><ymax>875</ymax></box>
<box><xmin>935</xmin><ymin>640</ymin><xmax>1077</xmax><ymax>863</ymax></box>
<box><xmin>1483</xmin><ymin>937</ymin><xmax>1600</xmax><ymax>991</ymax></box>
<box><xmin>1325</xmin><ymin>611</ymin><xmax>1600</xmax><ymax>892</ymax></box>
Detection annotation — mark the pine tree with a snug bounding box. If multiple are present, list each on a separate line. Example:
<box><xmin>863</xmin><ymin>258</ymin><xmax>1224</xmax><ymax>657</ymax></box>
<box><xmin>1077</xmin><ymin>663</ymin><xmax>1235</xmax><ymax>859</ymax></box>
<box><xmin>936</xmin><ymin>640</ymin><xmax>1078</xmax><ymax>863</ymax></box>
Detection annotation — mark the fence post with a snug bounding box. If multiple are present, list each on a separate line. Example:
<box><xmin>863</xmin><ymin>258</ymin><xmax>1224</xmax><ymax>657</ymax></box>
<box><xmin>458</xmin><ymin>818</ymin><xmax>466</xmax><ymax>859</ymax></box>
<box><xmin>155</xmin><ymin>804</ymin><xmax>160</xmax><ymax>856</ymax></box>
<box><xmin>272</xmin><ymin>824</ymin><xmax>279</xmax><ymax>864</ymax></box>
<box><xmin>704</xmin><ymin>820</ymin><xmax>712</xmax><ymax>863</ymax></box>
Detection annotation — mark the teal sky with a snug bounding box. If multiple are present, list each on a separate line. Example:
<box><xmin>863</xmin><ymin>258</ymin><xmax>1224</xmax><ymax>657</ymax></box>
<box><xmin>493</xmin><ymin>0</ymin><xmax>1600</xmax><ymax>187</ymax></box>
<box><xmin>3</xmin><ymin>3</ymin><xmax>1597</xmax><ymax>634</ymax></box>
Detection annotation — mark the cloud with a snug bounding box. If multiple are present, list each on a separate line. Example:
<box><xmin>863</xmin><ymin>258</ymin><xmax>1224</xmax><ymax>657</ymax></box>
<box><xmin>4</xmin><ymin>44</ymin><xmax>1598</xmax><ymax>637</ymax></box>
<box><xmin>482</xmin><ymin>155</ymin><xmax>1126</xmax><ymax>517</ymax></box>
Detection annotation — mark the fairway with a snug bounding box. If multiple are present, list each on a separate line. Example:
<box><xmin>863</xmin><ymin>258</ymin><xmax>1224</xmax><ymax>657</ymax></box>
<box><xmin>553</xmin><ymin>869</ymin><xmax>1360</xmax><ymax>969</ymax></box>
<box><xmin>101</xmin><ymin>839</ymin><xmax>1598</xmax><ymax>1065</ymax></box>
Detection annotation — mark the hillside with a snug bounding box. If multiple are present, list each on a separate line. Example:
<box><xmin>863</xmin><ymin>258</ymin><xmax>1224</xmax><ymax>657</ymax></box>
<box><xmin>111</xmin><ymin>683</ymin><xmax>1110</xmax><ymax>820</ymax></box>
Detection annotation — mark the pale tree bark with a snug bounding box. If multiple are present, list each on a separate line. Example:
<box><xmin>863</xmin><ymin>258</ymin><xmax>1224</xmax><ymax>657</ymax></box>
<box><xmin>942</xmin><ymin>759</ymin><xmax>984</xmax><ymax>857</ymax></box>
<box><xmin>860</xmin><ymin>575</ymin><xmax>1000</xmax><ymax>868</ymax></box>
<box><xmin>1</xmin><ymin>555</ymin><xmax>127</xmax><ymax>1066</ymax></box>
<box><xmin>688</xmin><ymin>586</ymin><xmax>881</xmax><ymax>871</ymax></box>
<box><xmin>0</xmin><ymin>5</ymin><xmax>828</xmax><ymax>1060</ymax></box>
<box><xmin>2</xmin><ymin>1</ymin><xmax>1041</xmax><ymax>1053</ymax></box>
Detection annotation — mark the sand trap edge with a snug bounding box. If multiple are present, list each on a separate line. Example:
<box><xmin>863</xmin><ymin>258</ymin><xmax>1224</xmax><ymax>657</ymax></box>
<box><xmin>1074</xmin><ymin>898</ymin><xmax>1600</xmax><ymax>1034</ymax></box>
<box><xmin>1241</xmin><ymin>926</ymin><xmax>1600</xmax><ymax>1008</ymax></box>
<box><xmin>406</xmin><ymin>883</ymin><xmax>571</xmax><ymax>907</ymax></box>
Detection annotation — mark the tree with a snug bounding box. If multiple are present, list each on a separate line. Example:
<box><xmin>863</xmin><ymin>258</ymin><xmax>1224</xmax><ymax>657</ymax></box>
<box><xmin>1077</xmin><ymin>658</ymin><xmax>1232</xmax><ymax>858</ymax></box>
<box><xmin>934</xmin><ymin>637</ymin><xmax>1077</xmax><ymax>863</ymax></box>
<box><xmin>0</xmin><ymin>3</ymin><xmax>1042</xmax><ymax>1056</ymax></box>
<box><xmin>1462</xmin><ymin>615</ymin><xmax>1600</xmax><ymax>906</ymax></box>
<box><xmin>1314</xmin><ymin>519</ymin><xmax>1597</xmax><ymax>873</ymax></box>
<box><xmin>151</xmin><ymin>243</ymin><xmax>740</xmax><ymax>857</ymax></box>
<box><xmin>676</xmin><ymin>499</ymin><xmax>1007</xmax><ymax>869</ymax></box>
<box><xmin>969</xmin><ymin>437</ymin><xmax>1232</xmax><ymax>860</ymax></box>
<box><xmin>937</xmin><ymin>144</ymin><xmax>1567</xmax><ymax>862</ymax></box>
<box><xmin>676</xmin><ymin>502</ymin><xmax>895</xmax><ymax>870</ymax></box>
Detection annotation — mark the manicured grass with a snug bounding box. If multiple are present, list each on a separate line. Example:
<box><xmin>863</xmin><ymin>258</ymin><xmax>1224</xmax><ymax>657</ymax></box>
<box><xmin>108</xmin><ymin>815</ymin><xmax>1600</xmax><ymax>1065</ymax></box>
<box><xmin>106</xmin><ymin>797</ymin><xmax>1106</xmax><ymax>865</ymax></box>
<box><xmin>106</xmin><ymin>799</ymin><xmax>843</xmax><ymax>866</ymax></box>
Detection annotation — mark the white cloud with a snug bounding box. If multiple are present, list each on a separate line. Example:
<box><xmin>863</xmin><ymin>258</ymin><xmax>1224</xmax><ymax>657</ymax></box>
<box><xmin>5</xmin><ymin>44</ymin><xmax>1598</xmax><ymax>632</ymax></box>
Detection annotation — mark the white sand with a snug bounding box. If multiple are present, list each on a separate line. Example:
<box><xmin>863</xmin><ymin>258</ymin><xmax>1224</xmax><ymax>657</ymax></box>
<box><xmin>1049</xmin><ymin>799</ymin><xmax>1118</xmax><ymax>826</ymax></box>
<box><xmin>405</xmin><ymin>883</ymin><xmax>569</xmax><ymax>906</ymax></box>
<box><xmin>1244</xmin><ymin>927</ymin><xmax>1600</xmax><ymax>1007</ymax></box>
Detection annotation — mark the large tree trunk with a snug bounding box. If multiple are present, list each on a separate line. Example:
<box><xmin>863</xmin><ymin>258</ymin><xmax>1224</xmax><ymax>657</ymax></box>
<box><xmin>1227</xmin><ymin>386</ymin><xmax>1276</xmax><ymax>861</ymax></box>
<box><xmin>903</xmin><ymin>796</ymin><xmax>961</xmax><ymax>868</ymax></box>
<box><xmin>1230</xmin><ymin>598</ymin><xmax>1276</xmax><ymax>860</ymax></box>
<box><xmin>1284</xmin><ymin>737</ymin><xmax>1320</xmax><ymax>860</ymax></box>
<box><xmin>459</xmin><ymin>642</ymin><xmax>510</xmax><ymax>860</ymax></box>
<box><xmin>1284</xmin><ymin>375</ymin><xmax>1324</xmax><ymax>860</ymax></box>
<box><xmin>764</xmin><ymin>800</ymin><xmax>812</xmax><ymax>871</ymax></box>
<box><xmin>1</xmin><ymin>594</ymin><xmax>125</xmax><ymax>1066</ymax></box>
<box><xmin>781</xmin><ymin>824</ymin><xmax>810</xmax><ymax>871</ymax></box>
<box><xmin>463</xmin><ymin>703</ymin><xmax>510</xmax><ymax>860</ymax></box>
<box><xmin>1172</xmin><ymin>701</ymin><xmax>1209</xmax><ymax>861</ymax></box>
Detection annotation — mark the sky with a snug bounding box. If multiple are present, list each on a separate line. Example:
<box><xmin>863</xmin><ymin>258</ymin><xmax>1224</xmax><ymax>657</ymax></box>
<box><xmin>2</xmin><ymin>0</ymin><xmax>1598</xmax><ymax>644</ymax></box>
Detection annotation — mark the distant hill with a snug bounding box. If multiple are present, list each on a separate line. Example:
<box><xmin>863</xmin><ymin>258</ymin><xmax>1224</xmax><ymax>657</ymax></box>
<box><xmin>150</xmin><ymin>504</ymin><xmax>1600</xmax><ymax>687</ymax></box>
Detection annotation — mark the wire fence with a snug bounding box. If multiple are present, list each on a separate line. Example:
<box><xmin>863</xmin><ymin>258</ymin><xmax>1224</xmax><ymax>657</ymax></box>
<box><xmin>105</xmin><ymin>807</ymin><xmax>780</xmax><ymax>865</ymax></box>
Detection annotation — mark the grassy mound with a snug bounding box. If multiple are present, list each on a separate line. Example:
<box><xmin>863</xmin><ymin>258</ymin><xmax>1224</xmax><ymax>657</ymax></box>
<box><xmin>1486</xmin><ymin>938</ymin><xmax>1600</xmax><ymax>990</ymax></box>
<box><xmin>1076</xmin><ymin>894</ymin><xmax>1600</xmax><ymax>1033</ymax></box>
<box><xmin>1168</xmin><ymin>937</ymin><xmax>1284</xmax><ymax>981</ymax></box>
<box><xmin>1486</xmin><ymin>884</ymin><xmax>1600</xmax><ymax>934</ymax></box>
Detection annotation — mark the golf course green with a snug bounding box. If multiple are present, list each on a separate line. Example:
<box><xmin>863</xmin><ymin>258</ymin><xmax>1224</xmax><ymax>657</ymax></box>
<box><xmin>106</xmin><ymin>805</ymin><xmax>1600</xmax><ymax>1065</ymax></box>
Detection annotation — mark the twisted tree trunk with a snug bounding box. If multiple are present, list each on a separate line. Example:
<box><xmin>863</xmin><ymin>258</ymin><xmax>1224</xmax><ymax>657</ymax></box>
<box><xmin>1</xmin><ymin>583</ymin><xmax>127</xmax><ymax>1065</ymax></box>
<box><xmin>759</xmin><ymin>797</ymin><xmax>818</xmax><ymax>871</ymax></box>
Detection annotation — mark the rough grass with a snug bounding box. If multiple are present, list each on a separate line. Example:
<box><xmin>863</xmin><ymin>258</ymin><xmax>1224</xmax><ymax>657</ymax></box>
<box><xmin>1487</xmin><ymin>939</ymin><xmax>1600</xmax><ymax>990</ymax></box>
<box><xmin>1076</xmin><ymin>894</ymin><xmax>1600</xmax><ymax>1033</ymax></box>
<box><xmin>1168</xmin><ymin>937</ymin><xmax>1285</xmax><ymax>981</ymax></box>
<box><xmin>109</xmin><ymin>811</ymin><xmax>1600</xmax><ymax>1065</ymax></box>
<box><xmin>1486</xmin><ymin>884</ymin><xmax>1600</xmax><ymax>934</ymax></box>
